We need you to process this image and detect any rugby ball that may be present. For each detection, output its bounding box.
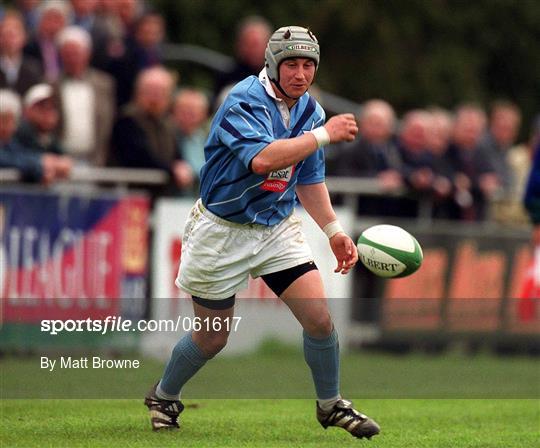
[357,224,423,278]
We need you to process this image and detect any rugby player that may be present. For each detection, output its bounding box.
[145,25,380,440]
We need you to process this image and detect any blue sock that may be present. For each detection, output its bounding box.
[303,327,340,400]
[157,332,210,400]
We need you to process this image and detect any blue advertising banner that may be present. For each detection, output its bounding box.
[0,187,150,349]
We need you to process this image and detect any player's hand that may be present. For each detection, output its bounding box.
[324,113,358,143]
[329,233,358,275]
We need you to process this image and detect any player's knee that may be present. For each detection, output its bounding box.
[204,335,229,356]
[194,331,229,357]
[303,313,333,339]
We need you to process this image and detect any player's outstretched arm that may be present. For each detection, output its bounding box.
[296,182,358,275]
[251,113,358,175]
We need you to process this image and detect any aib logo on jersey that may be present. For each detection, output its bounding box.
[261,165,295,192]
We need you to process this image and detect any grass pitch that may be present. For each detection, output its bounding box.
[2,398,539,447]
[2,344,539,399]
[2,345,539,447]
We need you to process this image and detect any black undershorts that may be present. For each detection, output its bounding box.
[192,261,318,309]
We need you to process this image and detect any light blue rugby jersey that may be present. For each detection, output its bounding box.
[200,75,326,226]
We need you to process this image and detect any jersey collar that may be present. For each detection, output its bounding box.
[259,68,292,127]
[258,68,281,102]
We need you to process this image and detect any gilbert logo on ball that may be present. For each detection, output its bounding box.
[357,224,423,278]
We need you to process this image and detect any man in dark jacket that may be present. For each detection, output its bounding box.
[0,11,42,95]
[446,104,500,221]
[23,0,69,82]
[111,66,193,192]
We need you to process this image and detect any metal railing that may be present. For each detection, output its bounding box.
[0,166,169,186]
[66,166,169,185]
[3,166,528,230]
[0,169,20,183]
[1,166,430,220]
[2,167,388,194]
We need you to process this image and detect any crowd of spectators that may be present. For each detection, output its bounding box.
[0,0,207,194]
[327,100,534,222]
[0,2,537,224]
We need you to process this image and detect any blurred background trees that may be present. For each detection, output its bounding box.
[152,0,539,136]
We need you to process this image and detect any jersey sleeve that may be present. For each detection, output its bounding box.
[297,147,325,185]
[217,101,274,170]
[296,104,326,184]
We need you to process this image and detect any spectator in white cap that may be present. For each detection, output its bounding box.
[57,24,115,166]
[0,87,69,184]
[14,83,73,181]
[24,0,71,82]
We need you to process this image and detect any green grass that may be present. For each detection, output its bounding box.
[2,398,539,447]
[2,346,539,446]
[2,343,539,398]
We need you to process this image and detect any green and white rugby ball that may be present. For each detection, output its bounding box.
[357,224,423,278]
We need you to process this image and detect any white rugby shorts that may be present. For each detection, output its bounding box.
[176,199,314,299]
